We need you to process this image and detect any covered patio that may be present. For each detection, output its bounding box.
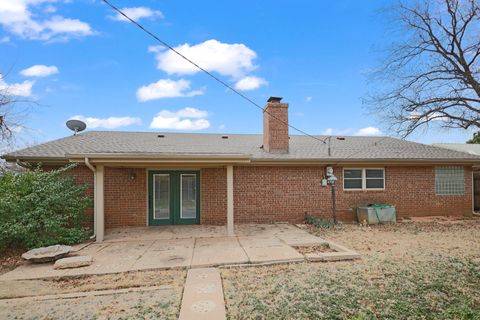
[0,224,359,281]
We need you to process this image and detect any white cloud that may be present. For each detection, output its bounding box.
[0,36,10,43]
[322,128,334,135]
[137,79,204,102]
[70,115,142,129]
[20,64,58,77]
[150,39,258,78]
[354,126,382,136]
[0,77,34,96]
[305,96,312,102]
[0,0,93,41]
[111,6,163,22]
[150,107,210,130]
[321,128,353,136]
[409,111,447,122]
[234,76,268,91]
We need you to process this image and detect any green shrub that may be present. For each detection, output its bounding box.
[0,164,92,252]
[305,215,337,229]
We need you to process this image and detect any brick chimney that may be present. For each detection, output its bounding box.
[263,96,289,153]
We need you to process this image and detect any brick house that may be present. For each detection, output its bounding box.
[3,97,480,241]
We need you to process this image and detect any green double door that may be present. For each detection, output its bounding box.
[148,171,200,225]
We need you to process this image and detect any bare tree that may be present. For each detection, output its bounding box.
[366,0,480,137]
[0,73,33,173]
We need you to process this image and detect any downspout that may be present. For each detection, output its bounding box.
[84,157,97,239]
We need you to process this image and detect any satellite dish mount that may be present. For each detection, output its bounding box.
[66,119,87,136]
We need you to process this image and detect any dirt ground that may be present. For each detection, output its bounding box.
[222,218,480,319]
[0,269,186,319]
[0,247,25,276]
[1,218,479,319]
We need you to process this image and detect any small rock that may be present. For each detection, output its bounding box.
[22,245,72,263]
[54,255,93,269]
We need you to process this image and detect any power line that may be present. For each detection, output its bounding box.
[101,0,328,145]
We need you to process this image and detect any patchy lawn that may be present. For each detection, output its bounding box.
[0,269,186,319]
[222,219,480,320]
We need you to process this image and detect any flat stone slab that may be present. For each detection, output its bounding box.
[54,256,93,269]
[179,268,226,320]
[22,245,72,263]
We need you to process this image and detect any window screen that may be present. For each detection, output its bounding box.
[344,169,362,189]
[435,166,464,195]
[366,169,384,189]
[343,168,385,190]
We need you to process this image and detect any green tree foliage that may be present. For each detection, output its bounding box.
[0,164,92,252]
[466,132,480,144]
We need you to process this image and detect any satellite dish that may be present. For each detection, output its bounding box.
[66,119,87,135]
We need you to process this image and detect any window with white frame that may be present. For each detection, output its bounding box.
[435,166,464,195]
[343,168,385,190]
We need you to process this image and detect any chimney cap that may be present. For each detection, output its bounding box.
[267,96,283,103]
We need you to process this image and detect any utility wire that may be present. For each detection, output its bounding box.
[101,0,328,145]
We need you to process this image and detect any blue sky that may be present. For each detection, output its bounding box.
[0,0,475,149]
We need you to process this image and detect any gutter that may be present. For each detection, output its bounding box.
[84,157,97,240]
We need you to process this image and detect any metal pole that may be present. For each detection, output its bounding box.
[331,184,337,224]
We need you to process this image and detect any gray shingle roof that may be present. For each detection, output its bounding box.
[432,143,480,156]
[3,131,480,162]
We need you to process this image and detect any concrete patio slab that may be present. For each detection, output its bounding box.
[132,238,194,269]
[191,237,248,267]
[238,236,304,263]
[275,230,329,246]
[0,224,358,281]
[179,268,226,320]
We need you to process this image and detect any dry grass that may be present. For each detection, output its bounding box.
[0,269,186,319]
[293,243,336,254]
[222,219,480,319]
[0,268,186,299]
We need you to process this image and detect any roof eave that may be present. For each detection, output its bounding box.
[250,158,480,165]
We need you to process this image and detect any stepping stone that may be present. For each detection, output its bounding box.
[22,245,72,263]
[54,255,93,269]
[179,268,226,320]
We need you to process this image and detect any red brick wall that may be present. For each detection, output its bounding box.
[104,167,147,228]
[263,101,289,153]
[201,168,227,225]
[61,164,473,227]
[67,165,95,227]
[228,165,473,223]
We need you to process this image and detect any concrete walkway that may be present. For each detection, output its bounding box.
[0,224,358,281]
[179,268,226,320]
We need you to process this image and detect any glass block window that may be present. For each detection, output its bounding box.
[435,166,464,195]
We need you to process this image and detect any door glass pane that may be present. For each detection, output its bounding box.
[154,174,170,219]
[181,174,196,219]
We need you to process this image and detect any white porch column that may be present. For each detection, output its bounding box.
[95,165,105,242]
[227,165,234,236]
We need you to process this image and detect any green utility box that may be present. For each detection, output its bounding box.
[357,204,396,224]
